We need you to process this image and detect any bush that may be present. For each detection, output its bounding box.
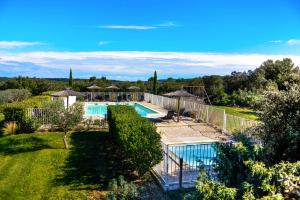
[256,84,300,164]
[3,106,40,133]
[0,89,31,104]
[184,169,237,200]
[229,90,262,108]
[106,176,139,200]
[198,134,300,199]
[214,133,263,187]
[0,95,51,113]
[2,121,17,136]
[107,105,162,175]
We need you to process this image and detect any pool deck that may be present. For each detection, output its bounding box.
[140,102,230,143]
[141,101,231,190]
[83,101,230,143]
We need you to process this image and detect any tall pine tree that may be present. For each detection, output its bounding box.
[153,70,157,94]
[69,67,73,87]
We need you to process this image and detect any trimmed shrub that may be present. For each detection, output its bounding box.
[107,105,162,175]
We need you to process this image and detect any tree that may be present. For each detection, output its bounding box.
[69,67,73,87]
[202,75,226,104]
[44,99,83,149]
[152,70,157,94]
[257,84,300,163]
[89,76,96,82]
[259,58,300,90]
[224,71,249,94]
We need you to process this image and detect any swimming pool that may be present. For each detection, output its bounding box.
[169,143,216,167]
[85,103,158,117]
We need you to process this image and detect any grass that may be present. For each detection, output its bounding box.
[0,130,134,200]
[213,105,258,120]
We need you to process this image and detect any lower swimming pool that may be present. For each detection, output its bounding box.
[169,143,216,167]
[85,103,158,117]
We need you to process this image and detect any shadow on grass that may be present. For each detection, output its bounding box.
[55,131,135,190]
[0,136,52,155]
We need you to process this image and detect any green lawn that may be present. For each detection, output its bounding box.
[0,131,132,200]
[213,105,258,120]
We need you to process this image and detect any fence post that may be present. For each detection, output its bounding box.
[165,145,169,190]
[206,106,209,123]
[179,158,183,189]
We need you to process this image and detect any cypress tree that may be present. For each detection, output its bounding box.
[153,70,157,94]
[69,67,73,87]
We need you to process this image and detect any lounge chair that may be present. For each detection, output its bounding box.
[161,110,175,120]
[174,108,185,118]
[148,111,175,123]
[127,95,132,101]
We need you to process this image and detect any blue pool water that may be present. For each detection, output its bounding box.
[169,144,216,167]
[85,103,157,117]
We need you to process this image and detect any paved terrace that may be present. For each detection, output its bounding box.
[140,102,230,143]
[142,102,229,190]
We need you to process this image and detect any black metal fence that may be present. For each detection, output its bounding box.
[153,141,217,190]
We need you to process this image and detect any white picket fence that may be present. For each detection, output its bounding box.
[26,108,52,124]
[144,93,259,134]
[27,93,259,134]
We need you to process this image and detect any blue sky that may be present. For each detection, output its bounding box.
[0,0,300,80]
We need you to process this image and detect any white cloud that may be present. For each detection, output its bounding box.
[0,41,45,49]
[268,39,300,45]
[268,40,282,43]
[98,25,157,30]
[287,39,300,45]
[98,41,112,46]
[1,51,300,80]
[97,21,178,30]
[157,21,177,27]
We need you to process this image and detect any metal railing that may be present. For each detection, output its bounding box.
[153,141,217,190]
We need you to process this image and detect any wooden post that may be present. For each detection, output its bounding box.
[179,158,183,189]
[177,98,180,122]
[206,106,209,123]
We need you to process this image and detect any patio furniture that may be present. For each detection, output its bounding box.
[148,111,175,123]
[164,89,195,122]
[161,111,175,120]
[87,84,101,101]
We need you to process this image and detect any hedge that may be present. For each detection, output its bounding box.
[0,95,51,113]
[3,106,40,133]
[107,105,162,175]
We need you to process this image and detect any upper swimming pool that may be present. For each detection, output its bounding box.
[85,103,158,118]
